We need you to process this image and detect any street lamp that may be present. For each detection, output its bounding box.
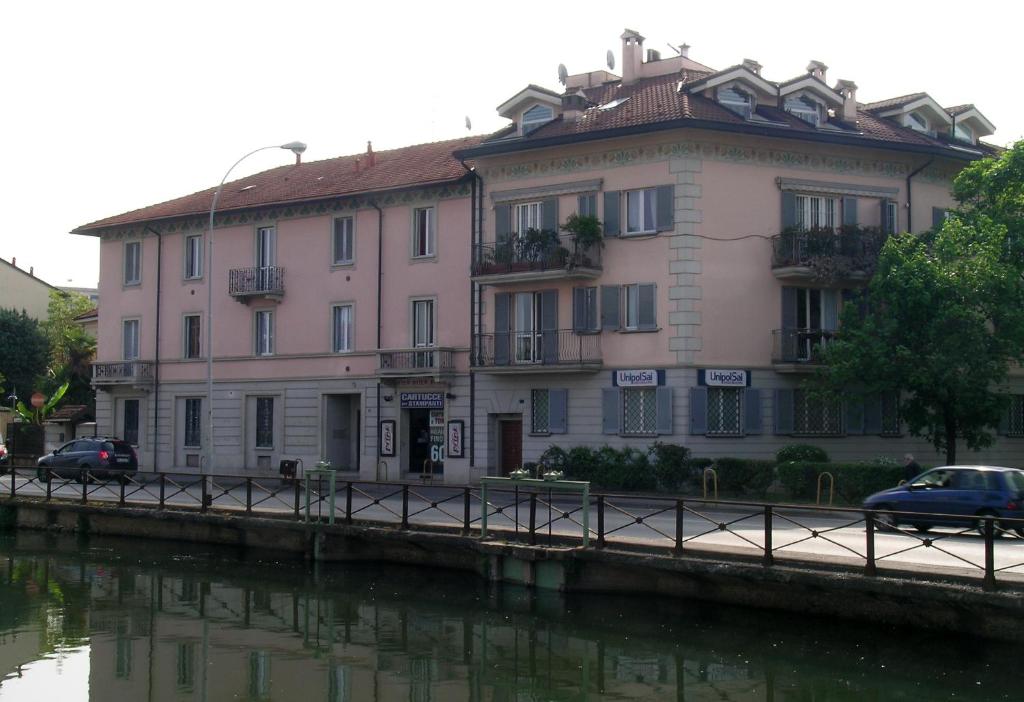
[204,142,307,475]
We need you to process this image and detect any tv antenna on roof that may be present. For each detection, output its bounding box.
[557,63,568,85]
[464,115,472,131]
[606,50,615,71]
[666,43,681,55]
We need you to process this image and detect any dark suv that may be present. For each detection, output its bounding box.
[37,438,138,482]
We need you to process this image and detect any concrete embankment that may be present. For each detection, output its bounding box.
[2,497,1021,641]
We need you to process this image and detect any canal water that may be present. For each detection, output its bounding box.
[0,533,1016,701]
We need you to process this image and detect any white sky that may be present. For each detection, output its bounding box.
[2,0,1019,289]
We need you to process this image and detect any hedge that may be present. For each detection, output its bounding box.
[777,461,904,504]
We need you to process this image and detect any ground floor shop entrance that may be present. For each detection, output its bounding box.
[499,418,523,476]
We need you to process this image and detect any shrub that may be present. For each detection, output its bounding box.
[541,444,657,492]
[712,457,776,498]
[648,442,691,492]
[776,461,904,504]
[776,461,822,501]
[776,444,829,464]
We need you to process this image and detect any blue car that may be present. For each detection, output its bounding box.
[863,465,1024,536]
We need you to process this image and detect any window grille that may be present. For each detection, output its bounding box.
[531,389,550,433]
[256,397,274,449]
[1009,396,1024,436]
[623,388,657,435]
[793,390,842,435]
[881,393,901,436]
[707,388,742,435]
[184,398,202,448]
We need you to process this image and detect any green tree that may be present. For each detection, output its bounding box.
[39,290,95,409]
[43,290,95,368]
[0,309,49,404]
[817,219,1022,465]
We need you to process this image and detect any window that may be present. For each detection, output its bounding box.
[908,112,928,132]
[573,286,598,332]
[531,389,550,433]
[514,201,543,235]
[784,95,822,126]
[412,207,435,257]
[793,389,843,435]
[184,315,201,359]
[954,122,974,143]
[622,388,658,435]
[794,195,837,230]
[522,104,554,134]
[332,304,353,353]
[124,241,141,285]
[333,216,354,265]
[880,392,901,436]
[256,226,276,268]
[255,397,274,449]
[184,235,203,279]
[176,642,196,691]
[884,201,899,235]
[707,388,743,436]
[412,299,435,347]
[718,86,752,118]
[1007,396,1024,436]
[123,399,139,446]
[622,283,657,331]
[184,398,202,448]
[626,188,657,234]
[122,319,140,360]
[255,310,274,356]
[578,193,597,217]
[514,292,542,363]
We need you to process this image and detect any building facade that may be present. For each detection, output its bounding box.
[80,30,1016,481]
[0,256,57,320]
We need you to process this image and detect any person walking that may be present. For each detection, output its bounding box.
[903,453,922,483]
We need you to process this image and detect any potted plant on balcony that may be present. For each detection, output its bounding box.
[515,228,560,269]
[560,214,603,269]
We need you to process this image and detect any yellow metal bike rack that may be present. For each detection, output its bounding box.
[421,459,436,481]
[817,471,835,505]
[702,467,719,500]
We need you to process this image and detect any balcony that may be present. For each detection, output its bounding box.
[771,227,885,282]
[229,266,285,302]
[771,329,834,372]
[473,329,602,373]
[377,348,456,379]
[92,360,155,387]
[471,234,602,284]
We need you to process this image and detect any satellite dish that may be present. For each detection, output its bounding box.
[557,63,568,85]
[606,50,615,71]
[464,115,472,131]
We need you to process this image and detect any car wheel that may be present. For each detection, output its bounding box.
[975,510,1003,538]
[873,505,897,532]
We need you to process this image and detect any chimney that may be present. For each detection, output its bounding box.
[835,79,858,122]
[679,43,690,59]
[366,140,375,167]
[10,257,15,267]
[29,266,34,276]
[621,28,645,85]
[354,157,362,174]
[646,48,661,63]
[561,90,588,120]
[742,58,762,76]
[806,60,828,82]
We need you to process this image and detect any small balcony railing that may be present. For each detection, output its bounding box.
[771,227,885,279]
[377,348,456,377]
[92,360,155,385]
[473,330,602,371]
[771,329,835,365]
[471,234,602,280]
[229,266,285,298]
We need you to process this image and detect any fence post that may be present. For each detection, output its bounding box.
[246,478,253,515]
[865,512,877,576]
[119,476,126,507]
[401,484,409,530]
[159,473,166,509]
[763,505,774,567]
[984,517,997,591]
[462,487,471,535]
[201,475,209,513]
[596,494,605,549]
[10,469,16,498]
[674,499,684,556]
[293,479,301,519]
[81,469,88,504]
[346,482,353,525]
[529,492,537,546]
[46,472,52,501]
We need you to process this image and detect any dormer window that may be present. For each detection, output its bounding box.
[718,86,752,119]
[784,95,823,127]
[954,122,974,143]
[522,104,554,135]
[908,112,928,132]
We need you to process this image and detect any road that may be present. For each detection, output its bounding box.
[3,471,1023,582]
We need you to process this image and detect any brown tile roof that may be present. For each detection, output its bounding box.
[73,307,98,321]
[945,104,974,116]
[74,135,486,233]
[862,93,927,112]
[47,405,90,423]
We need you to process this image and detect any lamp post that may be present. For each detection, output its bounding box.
[204,142,307,475]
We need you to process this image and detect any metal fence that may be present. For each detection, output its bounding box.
[472,234,602,277]
[473,329,602,368]
[3,467,1023,589]
[228,266,285,297]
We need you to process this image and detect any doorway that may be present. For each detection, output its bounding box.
[324,394,360,472]
[498,419,523,476]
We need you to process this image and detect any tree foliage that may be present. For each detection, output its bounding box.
[43,291,95,368]
[0,309,49,404]
[817,142,1024,464]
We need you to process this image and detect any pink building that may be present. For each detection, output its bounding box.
[78,30,1012,481]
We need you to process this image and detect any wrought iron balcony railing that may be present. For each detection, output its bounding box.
[92,361,155,385]
[771,226,886,277]
[377,348,456,376]
[229,266,285,298]
[771,328,835,364]
[472,234,602,279]
[473,329,601,370]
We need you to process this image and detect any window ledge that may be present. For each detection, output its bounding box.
[410,255,438,263]
[619,232,659,240]
[620,433,658,439]
[574,329,601,336]
[705,433,744,438]
[330,262,355,270]
[618,328,661,334]
[528,432,551,438]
